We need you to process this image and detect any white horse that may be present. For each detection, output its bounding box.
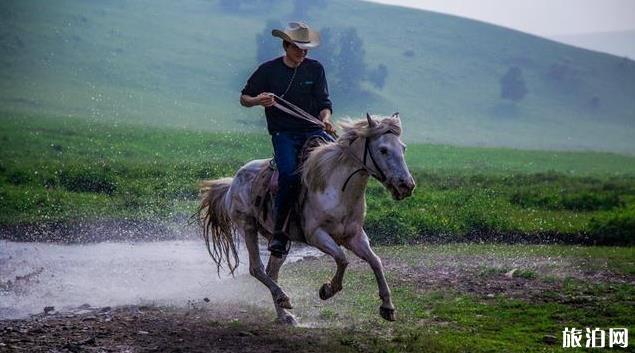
[198,113,415,325]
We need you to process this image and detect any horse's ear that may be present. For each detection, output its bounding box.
[391,112,402,128]
[366,113,376,128]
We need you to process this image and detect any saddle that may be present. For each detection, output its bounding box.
[252,135,331,240]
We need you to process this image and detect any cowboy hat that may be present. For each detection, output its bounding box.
[272,22,320,49]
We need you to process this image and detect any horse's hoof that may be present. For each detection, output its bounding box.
[275,293,293,309]
[319,283,335,300]
[276,314,298,326]
[379,306,396,321]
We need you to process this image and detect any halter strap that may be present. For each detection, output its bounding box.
[341,133,391,192]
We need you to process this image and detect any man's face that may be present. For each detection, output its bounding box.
[284,42,308,65]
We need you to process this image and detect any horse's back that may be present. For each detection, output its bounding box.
[227,159,271,216]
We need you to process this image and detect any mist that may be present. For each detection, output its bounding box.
[1,0,633,153]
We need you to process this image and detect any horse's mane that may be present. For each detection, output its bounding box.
[301,115,402,192]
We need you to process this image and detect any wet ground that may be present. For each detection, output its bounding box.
[1,240,632,352]
[0,240,321,320]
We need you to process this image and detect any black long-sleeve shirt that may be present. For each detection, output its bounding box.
[241,56,332,134]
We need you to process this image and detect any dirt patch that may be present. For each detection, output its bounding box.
[0,304,353,353]
[379,253,634,303]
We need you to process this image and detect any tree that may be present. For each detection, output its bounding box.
[334,28,366,94]
[368,64,388,89]
[500,66,528,102]
[309,27,335,73]
[256,20,283,62]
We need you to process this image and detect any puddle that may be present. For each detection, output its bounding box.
[0,240,322,320]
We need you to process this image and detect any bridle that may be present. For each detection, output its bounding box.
[341,132,395,192]
[269,94,392,191]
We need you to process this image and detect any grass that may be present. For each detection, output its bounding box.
[1,111,635,244]
[271,243,635,352]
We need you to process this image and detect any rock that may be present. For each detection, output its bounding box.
[238,331,254,337]
[100,306,112,312]
[78,303,91,309]
[44,306,55,314]
[504,269,517,279]
[543,335,557,345]
[203,297,210,303]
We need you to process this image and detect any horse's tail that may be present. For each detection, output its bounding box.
[197,177,239,276]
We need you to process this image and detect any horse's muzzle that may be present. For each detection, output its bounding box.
[389,176,415,200]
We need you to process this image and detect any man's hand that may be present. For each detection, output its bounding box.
[319,109,336,134]
[255,92,275,107]
[324,120,336,134]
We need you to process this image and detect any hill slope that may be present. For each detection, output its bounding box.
[1,0,634,152]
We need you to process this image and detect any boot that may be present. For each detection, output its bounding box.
[268,231,289,258]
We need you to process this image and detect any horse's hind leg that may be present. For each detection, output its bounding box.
[344,229,396,321]
[265,254,297,325]
[308,228,348,300]
[241,221,293,311]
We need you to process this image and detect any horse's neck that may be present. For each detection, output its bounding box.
[324,138,371,205]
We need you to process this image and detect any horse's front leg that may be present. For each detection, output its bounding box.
[344,229,396,321]
[308,227,348,300]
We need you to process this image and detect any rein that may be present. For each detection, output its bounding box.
[271,94,325,129]
[341,133,392,192]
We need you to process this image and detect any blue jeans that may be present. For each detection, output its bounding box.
[271,129,335,233]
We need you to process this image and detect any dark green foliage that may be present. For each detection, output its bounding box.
[589,208,635,245]
[500,66,528,102]
[334,28,366,94]
[510,189,625,211]
[256,19,283,62]
[310,27,336,72]
[59,167,117,195]
[7,170,32,185]
[367,63,388,89]
[365,210,417,244]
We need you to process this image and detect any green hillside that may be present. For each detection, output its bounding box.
[1,0,634,152]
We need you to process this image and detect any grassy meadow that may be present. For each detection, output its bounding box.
[1,111,634,245]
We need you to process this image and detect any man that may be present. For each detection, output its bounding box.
[240,22,336,258]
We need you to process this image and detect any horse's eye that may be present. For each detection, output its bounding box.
[380,147,388,155]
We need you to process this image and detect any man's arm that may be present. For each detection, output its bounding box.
[240,93,275,108]
[319,108,336,134]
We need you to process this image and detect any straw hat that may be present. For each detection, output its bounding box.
[271,22,320,49]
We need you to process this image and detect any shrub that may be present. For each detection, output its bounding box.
[7,170,32,185]
[588,208,635,245]
[365,210,417,244]
[511,189,623,211]
[561,191,623,211]
[59,167,117,195]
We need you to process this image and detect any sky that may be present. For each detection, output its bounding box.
[363,0,635,36]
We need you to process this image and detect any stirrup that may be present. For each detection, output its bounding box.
[268,237,290,258]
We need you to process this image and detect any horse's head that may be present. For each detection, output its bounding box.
[346,113,416,200]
